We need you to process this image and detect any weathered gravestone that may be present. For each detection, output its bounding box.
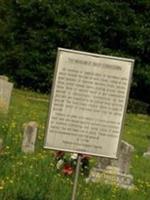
[111,140,134,174]
[143,146,150,158]
[0,75,9,81]
[22,121,38,153]
[88,140,135,189]
[0,138,3,152]
[0,76,13,113]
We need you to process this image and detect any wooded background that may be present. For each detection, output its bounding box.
[0,0,149,103]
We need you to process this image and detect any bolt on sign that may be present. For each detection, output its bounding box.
[44,48,134,159]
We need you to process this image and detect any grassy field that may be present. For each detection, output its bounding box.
[0,89,150,200]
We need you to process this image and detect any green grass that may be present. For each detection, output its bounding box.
[0,89,150,200]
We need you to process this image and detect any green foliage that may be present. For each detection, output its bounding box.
[127,98,150,114]
[0,89,150,199]
[0,0,150,101]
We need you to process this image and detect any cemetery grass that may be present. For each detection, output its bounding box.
[0,89,150,200]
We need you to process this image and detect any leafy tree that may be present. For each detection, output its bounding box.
[0,0,150,103]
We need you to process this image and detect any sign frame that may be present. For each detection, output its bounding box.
[44,48,134,159]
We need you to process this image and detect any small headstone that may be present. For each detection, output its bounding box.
[143,146,150,158]
[22,121,38,153]
[0,138,3,151]
[0,76,13,113]
[87,140,135,189]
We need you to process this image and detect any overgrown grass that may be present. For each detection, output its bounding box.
[0,89,150,200]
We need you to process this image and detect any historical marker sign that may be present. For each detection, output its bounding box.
[44,48,134,158]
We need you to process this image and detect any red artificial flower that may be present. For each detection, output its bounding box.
[62,164,74,175]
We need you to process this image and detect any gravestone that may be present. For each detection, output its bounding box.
[111,140,134,174]
[22,121,38,153]
[143,146,150,158]
[0,76,13,113]
[0,138,3,151]
[87,140,135,189]
[0,75,9,81]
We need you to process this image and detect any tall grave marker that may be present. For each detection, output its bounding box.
[44,48,134,199]
[0,76,13,113]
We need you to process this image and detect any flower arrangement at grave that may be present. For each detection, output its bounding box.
[54,151,90,176]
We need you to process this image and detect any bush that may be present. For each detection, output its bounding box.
[127,98,150,114]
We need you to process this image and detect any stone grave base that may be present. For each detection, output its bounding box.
[87,166,134,190]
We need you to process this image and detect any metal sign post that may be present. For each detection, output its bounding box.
[71,154,82,200]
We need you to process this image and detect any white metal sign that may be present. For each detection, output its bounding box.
[44,48,134,158]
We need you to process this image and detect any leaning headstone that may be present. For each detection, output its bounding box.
[22,121,38,153]
[87,140,135,189]
[143,146,150,158]
[0,76,13,113]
